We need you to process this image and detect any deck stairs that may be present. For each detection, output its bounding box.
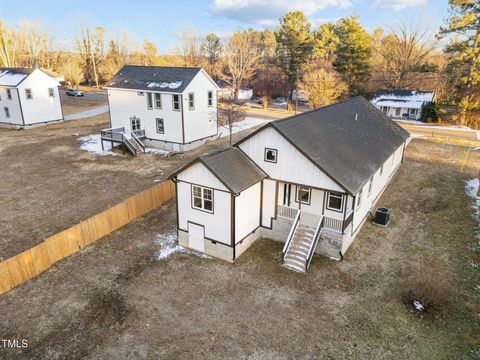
[122,132,145,157]
[282,212,324,273]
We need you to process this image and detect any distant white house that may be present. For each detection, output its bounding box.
[103,65,219,155]
[0,68,63,129]
[170,97,410,272]
[371,89,435,121]
[217,80,253,100]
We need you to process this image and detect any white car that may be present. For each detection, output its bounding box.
[66,88,84,97]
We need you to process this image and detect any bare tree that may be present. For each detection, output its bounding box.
[218,99,246,147]
[179,27,203,67]
[74,24,105,87]
[374,18,437,89]
[224,29,261,100]
[0,21,17,67]
[300,68,348,108]
[59,58,84,87]
[142,38,158,65]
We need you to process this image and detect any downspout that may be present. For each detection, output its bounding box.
[231,193,236,261]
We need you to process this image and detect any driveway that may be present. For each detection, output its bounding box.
[64,106,109,121]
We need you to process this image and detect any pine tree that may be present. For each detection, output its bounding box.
[333,16,372,94]
[274,11,314,97]
[313,23,338,61]
[439,0,480,128]
[201,33,222,80]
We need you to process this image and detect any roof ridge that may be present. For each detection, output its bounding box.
[121,64,202,70]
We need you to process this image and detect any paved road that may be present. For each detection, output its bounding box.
[60,89,107,101]
[64,105,109,121]
[399,123,479,141]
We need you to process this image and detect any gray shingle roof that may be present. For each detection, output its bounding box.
[267,96,409,194]
[200,148,267,194]
[105,65,202,93]
[0,68,34,86]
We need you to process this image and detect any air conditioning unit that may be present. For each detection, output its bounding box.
[373,207,390,226]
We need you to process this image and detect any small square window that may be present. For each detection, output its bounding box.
[137,92,144,96]
[327,192,343,211]
[192,185,214,213]
[264,148,277,163]
[156,118,164,134]
[48,88,55,98]
[296,187,311,205]
[131,117,141,131]
[25,89,33,100]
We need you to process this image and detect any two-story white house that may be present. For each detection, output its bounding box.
[103,65,219,155]
[371,89,435,121]
[0,68,63,129]
[169,97,410,272]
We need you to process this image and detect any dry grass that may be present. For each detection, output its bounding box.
[60,96,106,115]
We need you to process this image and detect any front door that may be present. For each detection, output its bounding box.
[188,222,205,252]
[283,183,292,207]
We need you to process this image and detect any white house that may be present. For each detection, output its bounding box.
[217,80,253,100]
[170,96,410,272]
[371,89,435,121]
[103,65,219,155]
[0,68,63,129]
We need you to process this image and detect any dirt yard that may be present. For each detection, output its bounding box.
[0,139,478,359]
[0,112,262,260]
[60,96,106,115]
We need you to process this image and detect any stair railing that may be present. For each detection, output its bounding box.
[122,135,137,157]
[131,131,145,152]
[305,215,324,271]
[282,210,300,263]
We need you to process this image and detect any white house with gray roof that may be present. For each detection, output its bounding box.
[371,89,435,121]
[0,68,63,129]
[103,65,219,155]
[170,97,410,272]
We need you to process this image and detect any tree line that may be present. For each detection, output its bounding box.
[0,0,477,128]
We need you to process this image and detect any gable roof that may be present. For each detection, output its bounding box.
[171,147,267,194]
[237,96,410,195]
[0,68,35,86]
[105,65,203,93]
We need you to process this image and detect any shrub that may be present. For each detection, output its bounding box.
[402,258,455,315]
[420,102,441,123]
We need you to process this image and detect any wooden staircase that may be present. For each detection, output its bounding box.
[283,225,316,272]
[123,133,145,157]
[282,212,324,273]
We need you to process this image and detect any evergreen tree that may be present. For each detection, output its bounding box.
[439,0,480,128]
[313,23,338,61]
[274,11,314,97]
[201,33,222,80]
[333,16,372,94]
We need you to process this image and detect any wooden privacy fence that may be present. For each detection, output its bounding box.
[0,180,175,295]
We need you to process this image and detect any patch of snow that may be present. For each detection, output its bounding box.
[218,117,268,138]
[79,134,118,156]
[0,70,28,86]
[147,81,183,89]
[145,147,172,156]
[154,232,211,260]
[466,179,480,240]
[413,300,425,311]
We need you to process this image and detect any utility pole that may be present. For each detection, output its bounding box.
[295,68,299,115]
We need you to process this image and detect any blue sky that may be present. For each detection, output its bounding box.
[0,0,449,53]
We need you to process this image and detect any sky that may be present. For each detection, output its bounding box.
[0,0,449,53]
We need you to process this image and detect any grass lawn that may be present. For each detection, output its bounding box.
[0,139,478,359]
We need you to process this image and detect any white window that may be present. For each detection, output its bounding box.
[208,90,213,107]
[264,148,277,163]
[154,93,162,109]
[395,108,401,116]
[409,108,417,115]
[356,189,363,209]
[4,107,10,118]
[137,92,144,96]
[25,89,32,100]
[327,192,343,211]
[368,177,373,196]
[6,89,12,100]
[173,94,180,111]
[147,93,153,109]
[188,92,195,110]
[156,118,164,134]
[48,88,55,98]
[131,117,141,131]
[296,186,311,205]
[192,185,213,213]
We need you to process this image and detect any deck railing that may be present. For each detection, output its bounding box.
[342,210,354,233]
[323,216,343,233]
[131,131,145,152]
[282,210,300,262]
[305,215,324,271]
[133,129,146,139]
[101,127,125,142]
[277,205,299,220]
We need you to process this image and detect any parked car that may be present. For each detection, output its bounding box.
[66,88,84,97]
